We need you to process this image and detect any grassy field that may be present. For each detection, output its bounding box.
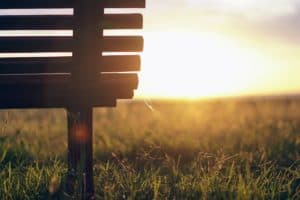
[0,99,299,199]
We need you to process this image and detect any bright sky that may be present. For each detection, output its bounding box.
[137,0,300,99]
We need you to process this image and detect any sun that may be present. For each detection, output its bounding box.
[136,31,269,99]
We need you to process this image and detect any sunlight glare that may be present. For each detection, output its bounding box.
[138,31,270,99]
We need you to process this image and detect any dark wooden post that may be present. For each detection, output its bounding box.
[64,0,102,198]
[65,107,94,199]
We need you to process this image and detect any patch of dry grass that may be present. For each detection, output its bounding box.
[0,99,299,199]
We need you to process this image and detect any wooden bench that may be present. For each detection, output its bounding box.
[0,0,145,199]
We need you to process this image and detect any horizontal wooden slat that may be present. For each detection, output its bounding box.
[0,97,117,109]
[0,83,136,99]
[0,37,73,52]
[0,74,138,89]
[101,73,138,88]
[0,0,73,9]
[0,84,135,99]
[0,16,73,30]
[102,55,140,72]
[104,0,146,8]
[0,36,143,52]
[0,55,140,73]
[103,36,143,52]
[0,57,72,74]
[102,14,143,29]
[0,86,134,108]
[0,14,142,30]
[0,74,68,84]
[0,0,145,9]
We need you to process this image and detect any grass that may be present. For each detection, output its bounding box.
[0,99,299,199]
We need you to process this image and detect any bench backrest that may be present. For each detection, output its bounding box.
[0,0,145,108]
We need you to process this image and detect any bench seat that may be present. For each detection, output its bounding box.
[0,73,138,108]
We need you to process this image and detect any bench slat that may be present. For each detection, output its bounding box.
[0,57,71,74]
[0,86,134,108]
[0,73,138,89]
[103,36,143,52]
[102,55,140,72]
[0,0,73,9]
[0,97,117,108]
[0,16,73,30]
[105,0,146,8]
[0,80,136,96]
[0,36,143,52]
[101,73,138,88]
[0,56,140,74]
[103,14,143,29]
[0,37,73,52]
[0,0,145,9]
[0,14,142,30]
[0,84,135,97]
[0,74,68,84]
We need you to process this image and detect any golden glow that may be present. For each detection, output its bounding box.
[137,31,272,99]
[135,0,300,99]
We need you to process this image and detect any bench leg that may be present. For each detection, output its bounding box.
[64,107,94,200]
